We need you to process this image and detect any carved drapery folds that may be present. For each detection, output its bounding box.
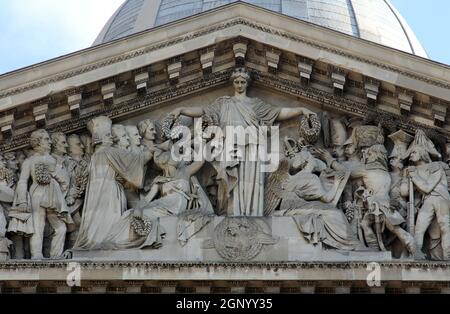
[1,68,449,263]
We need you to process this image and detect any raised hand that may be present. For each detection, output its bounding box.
[171,108,182,119]
[302,108,316,118]
[310,147,333,163]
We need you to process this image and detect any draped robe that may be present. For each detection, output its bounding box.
[206,96,280,217]
[74,145,145,250]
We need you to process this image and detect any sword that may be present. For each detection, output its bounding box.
[408,177,415,237]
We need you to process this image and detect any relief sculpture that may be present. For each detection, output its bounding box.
[0,67,448,262]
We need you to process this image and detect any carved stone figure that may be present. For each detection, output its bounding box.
[401,130,450,260]
[387,130,414,257]
[50,133,72,202]
[268,149,366,251]
[123,125,145,208]
[341,133,364,205]
[126,125,143,153]
[138,119,157,149]
[80,134,93,159]
[112,124,130,150]
[388,131,413,220]
[65,134,89,249]
[316,142,416,255]
[51,132,69,166]
[329,118,347,162]
[13,130,72,259]
[171,68,315,217]
[45,132,73,256]
[74,117,152,250]
[2,152,27,259]
[138,119,161,193]
[0,157,13,260]
[356,145,414,253]
[100,135,213,250]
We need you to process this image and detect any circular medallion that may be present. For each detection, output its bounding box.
[213,218,267,262]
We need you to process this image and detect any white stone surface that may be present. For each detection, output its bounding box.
[71,217,391,262]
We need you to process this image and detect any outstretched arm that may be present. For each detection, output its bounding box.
[185,161,205,177]
[320,172,345,203]
[276,107,315,122]
[310,147,347,172]
[172,107,205,118]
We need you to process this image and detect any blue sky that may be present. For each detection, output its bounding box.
[390,0,450,65]
[0,0,450,75]
[0,0,123,74]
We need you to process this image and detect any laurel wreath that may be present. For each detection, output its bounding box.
[161,114,183,140]
[201,114,219,131]
[131,216,153,237]
[74,160,89,196]
[0,167,11,184]
[299,114,321,144]
[35,163,51,185]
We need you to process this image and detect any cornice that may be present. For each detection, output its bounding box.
[1,17,450,102]
[0,70,232,152]
[252,71,450,140]
[1,68,447,152]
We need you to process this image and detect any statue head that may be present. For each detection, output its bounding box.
[343,135,357,158]
[16,151,27,168]
[80,134,93,156]
[291,148,315,172]
[67,134,85,158]
[230,68,251,95]
[30,129,51,154]
[389,156,404,171]
[4,152,18,171]
[363,144,388,170]
[408,146,432,164]
[51,132,68,156]
[402,130,439,164]
[87,116,113,146]
[138,119,157,141]
[125,125,142,147]
[112,124,130,149]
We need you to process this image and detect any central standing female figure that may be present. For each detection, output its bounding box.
[172,68,315,216]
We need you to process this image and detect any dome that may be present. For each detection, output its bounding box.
[93,0,428,58]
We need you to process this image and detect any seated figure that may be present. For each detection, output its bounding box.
[100,137,214,250]
[268,148,367,251]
